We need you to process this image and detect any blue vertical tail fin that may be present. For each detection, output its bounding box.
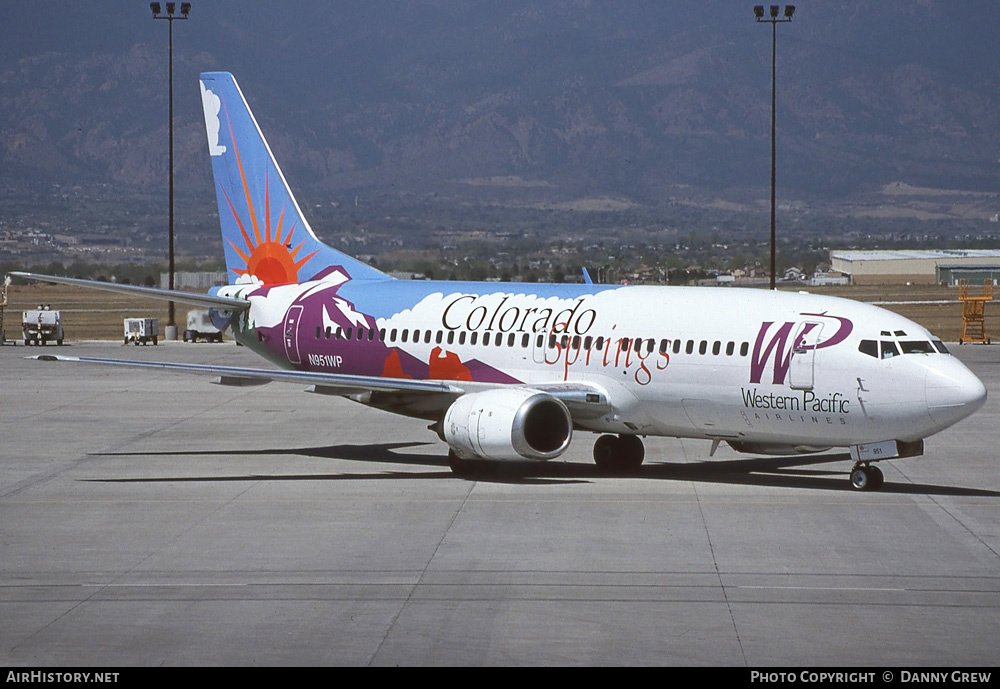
[199,72,389,285]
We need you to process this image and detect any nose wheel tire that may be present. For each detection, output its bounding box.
[850,464,884,491]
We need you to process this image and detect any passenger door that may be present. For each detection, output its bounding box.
[788,320,824,390]
[283,304,304,365]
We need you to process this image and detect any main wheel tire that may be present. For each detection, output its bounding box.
[618,434,645,470]
[593,434,645,474]
[593,434,619,470]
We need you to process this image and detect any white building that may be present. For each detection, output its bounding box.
[830,250,1000,285]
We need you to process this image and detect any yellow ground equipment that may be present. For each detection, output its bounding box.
[0,276,9,345]
[958,279,993,344]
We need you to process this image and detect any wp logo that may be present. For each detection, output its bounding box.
[749,313,853,385]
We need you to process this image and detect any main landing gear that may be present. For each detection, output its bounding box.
[849,462,884,491]
[448,450,478,477]
[593,434,645,474]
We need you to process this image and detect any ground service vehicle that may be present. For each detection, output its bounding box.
[184,309,223,342]
[124,318,159,346]
[23,307,63,346]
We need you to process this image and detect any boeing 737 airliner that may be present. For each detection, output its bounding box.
[16,72,987,490]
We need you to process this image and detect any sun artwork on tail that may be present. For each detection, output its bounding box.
[223,175,317,285]
[222,119,317,285]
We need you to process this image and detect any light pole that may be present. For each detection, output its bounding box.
[150,2,191,339]
[754,4,794,291]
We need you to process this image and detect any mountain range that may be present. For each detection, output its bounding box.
[2,1,998,221]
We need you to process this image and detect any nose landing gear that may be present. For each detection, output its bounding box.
[849,462,884,491]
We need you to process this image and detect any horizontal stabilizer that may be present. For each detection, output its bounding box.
[11,272,250,311]
[213,375,271,387]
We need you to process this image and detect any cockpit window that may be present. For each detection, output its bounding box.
[900,341,935,354]
[868,336,946,360]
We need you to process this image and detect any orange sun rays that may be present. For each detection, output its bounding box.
[222,113,318,285]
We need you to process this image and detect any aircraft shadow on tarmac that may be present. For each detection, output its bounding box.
[89,442,1000,496]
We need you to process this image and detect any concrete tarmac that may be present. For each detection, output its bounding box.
[1,340,998,666]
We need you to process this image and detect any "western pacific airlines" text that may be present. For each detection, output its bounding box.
[741,387,850,414]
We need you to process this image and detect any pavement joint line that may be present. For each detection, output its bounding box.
[367,475,478,667]
[694,480,748,666]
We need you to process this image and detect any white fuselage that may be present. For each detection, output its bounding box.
[217,279,986,451]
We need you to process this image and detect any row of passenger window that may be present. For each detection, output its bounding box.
[310,324,952,362]
[313,324,750,358]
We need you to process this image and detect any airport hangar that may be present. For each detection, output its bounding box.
[830,249,1000,285]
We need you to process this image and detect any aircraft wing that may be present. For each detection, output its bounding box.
[10,272,250,311]
[29,354,613,421]
[30,354,464,395]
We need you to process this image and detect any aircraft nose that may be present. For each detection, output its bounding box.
[925,358,987,428]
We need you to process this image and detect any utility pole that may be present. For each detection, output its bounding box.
[754,5,795,290]
[150,2,191,339]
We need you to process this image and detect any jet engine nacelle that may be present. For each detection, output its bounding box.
[444,388,573,461]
